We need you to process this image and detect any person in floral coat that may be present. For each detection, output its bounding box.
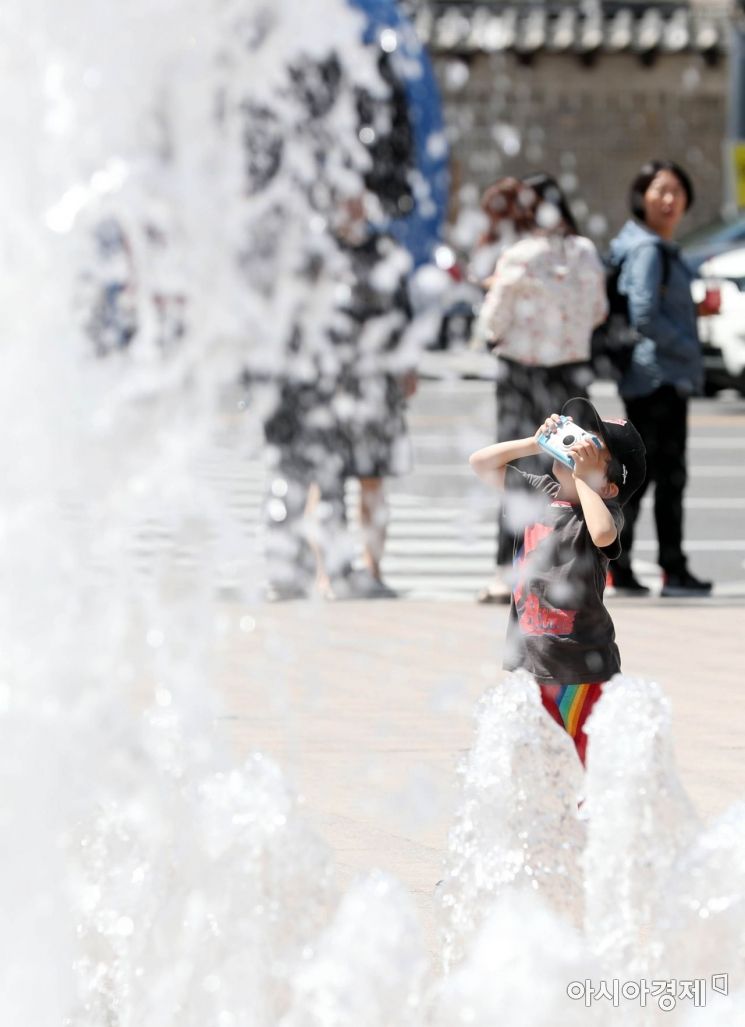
[475,174,607,604]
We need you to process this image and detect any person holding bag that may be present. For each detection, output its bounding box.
[608,159,715,597]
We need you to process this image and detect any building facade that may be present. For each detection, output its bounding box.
[413,0,735,242]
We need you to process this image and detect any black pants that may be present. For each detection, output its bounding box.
[495,357,593,566]
[616,384,689,577]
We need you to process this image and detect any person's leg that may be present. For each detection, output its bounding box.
[263,447,315,598]
[495,360,522,568]
[540,683,605,766]
[489,361,573,597]
[359,476,388,581]
[484,359,575,602]
[653,390,711,593]
[314,452,354,586]
[482,361,538,601]
[262,382,317,598]
[303,482,329,593]
[613,392,659,583]
[351,476,398,599]
[654,388,688,576]
[334,475,400,598]
[479,368,514,601]
[539,684,565,728]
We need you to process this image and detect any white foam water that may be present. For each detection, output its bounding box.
[582,677,700,977]
[70,744,337,1026]
[281,872,428,1027]
[3,0,745,1024]
[436,675,745,1024]
[430,891,603,1027]
[653,801,745,985]
[436,672,586,970]
[0,1,386,1023]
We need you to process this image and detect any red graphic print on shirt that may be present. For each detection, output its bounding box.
[514,521,577,637]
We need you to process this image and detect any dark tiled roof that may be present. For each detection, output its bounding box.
[415,4,726,55]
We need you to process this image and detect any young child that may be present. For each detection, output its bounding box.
[469,397,646,764]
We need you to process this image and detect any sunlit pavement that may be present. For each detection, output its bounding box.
[214,366,745,953]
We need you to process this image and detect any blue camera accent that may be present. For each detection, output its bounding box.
[537,416,601,469]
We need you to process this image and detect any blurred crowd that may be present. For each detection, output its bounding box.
[74,10,721,605]
[470,160,715,603]
[247,156,716,604]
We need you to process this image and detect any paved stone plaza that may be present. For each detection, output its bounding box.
[214,595,744,950]
[207,376,745,951]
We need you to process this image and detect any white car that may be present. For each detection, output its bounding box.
[695,247,745,396]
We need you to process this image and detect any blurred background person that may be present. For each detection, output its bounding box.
[77,217,138,357]
[306,196,417,600]
[464,177,535,353]
[251,0,447,601]
[471,176,533,283]
[608,159,714,598]
[475,172,607,603]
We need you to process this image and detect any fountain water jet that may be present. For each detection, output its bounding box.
[430,891,603,1026]
[436,672,586,970]
[0,1,397,1023]
[583,678,699,977]
[281,872,428,1027]
[4,1,745,1024]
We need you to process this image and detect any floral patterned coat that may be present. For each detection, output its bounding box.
[478,233,608,367]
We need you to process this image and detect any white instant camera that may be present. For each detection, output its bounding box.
[537,416,601,469]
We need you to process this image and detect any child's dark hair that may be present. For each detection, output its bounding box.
[629,160,695,222]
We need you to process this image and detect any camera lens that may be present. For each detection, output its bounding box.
[562,434,575,446]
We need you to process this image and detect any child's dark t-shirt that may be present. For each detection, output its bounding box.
[503,466,624,685]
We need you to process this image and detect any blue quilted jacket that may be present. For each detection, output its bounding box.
[609,219,703,398]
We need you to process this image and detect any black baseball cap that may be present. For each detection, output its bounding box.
[561,397,646,506]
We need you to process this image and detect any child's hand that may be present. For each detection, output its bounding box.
[570,436,607,487]
[534,413,565,441]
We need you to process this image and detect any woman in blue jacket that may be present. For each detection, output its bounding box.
[609,160,711,597]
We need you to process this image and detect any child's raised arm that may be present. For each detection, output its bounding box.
[570,437,619,548]
[468,414,561,489]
